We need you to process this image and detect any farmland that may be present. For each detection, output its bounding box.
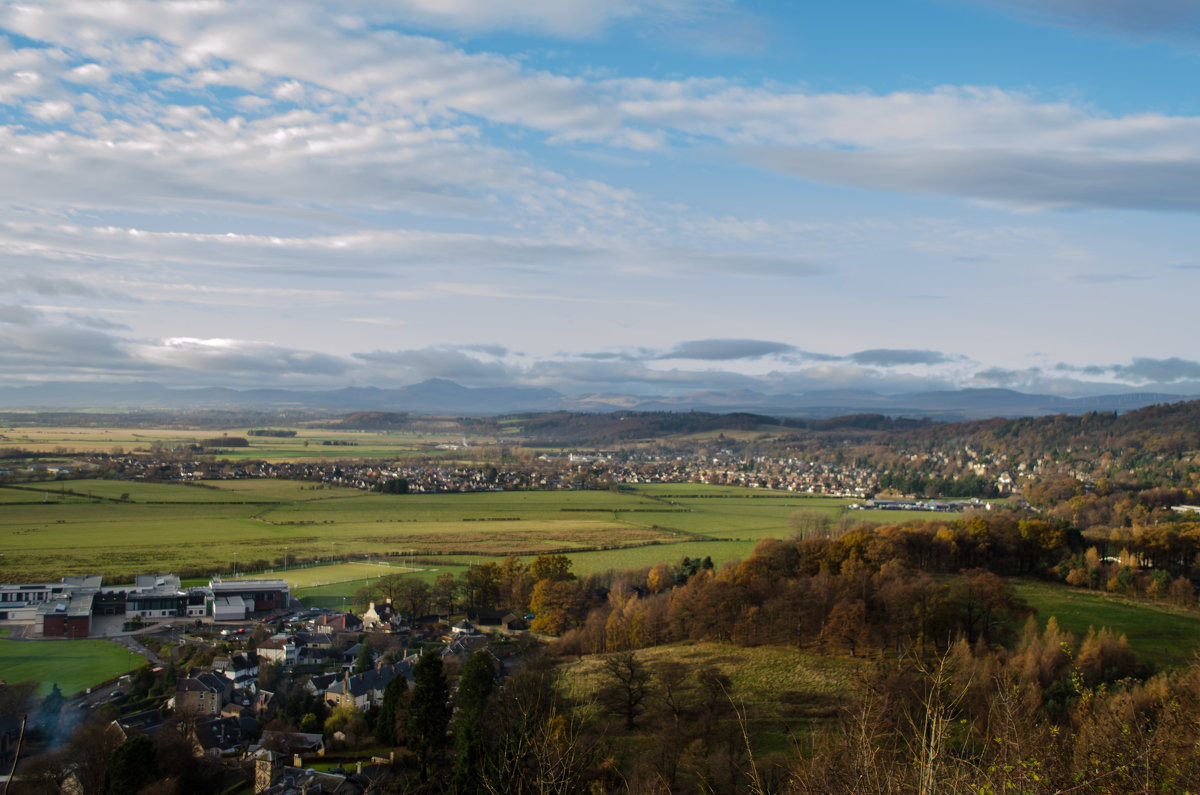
[0,425,468,462]
[0,479,907,584]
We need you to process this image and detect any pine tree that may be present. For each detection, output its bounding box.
[454,651,496,793]
[407,652,450,783]
[375,674,408,746]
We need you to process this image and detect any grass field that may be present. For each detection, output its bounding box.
[0,480,887,583]
[235,561,419,589]
[0,638,146,696]
[562,642,863,755]
[1014,580,1200,669]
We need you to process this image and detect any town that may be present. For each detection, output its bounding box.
[1,566,532,793]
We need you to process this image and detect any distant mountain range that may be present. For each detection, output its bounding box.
[0,379,1192,421]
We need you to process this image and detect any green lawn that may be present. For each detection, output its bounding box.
[0,638,146,696]
[293,562,470,608]
[1013,580,1200,669]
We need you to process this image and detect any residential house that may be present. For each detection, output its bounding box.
[341,643,377,666]
[256,636,298,666]
[253,750,373,794]
[257,730,326,757]
[295,632,335,662]
[450,619,479,636]
[214,653,259,688]
[360,600,394,630]
[176,672,233,717]
[323,662,409,710]
[111,709,164,740]
[192,714,254,757]
[313,612,361,635]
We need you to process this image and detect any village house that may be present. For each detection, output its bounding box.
[214,653,258,688]
[176,672,233,717]
[323,662,410,710]
[256,635,298,666]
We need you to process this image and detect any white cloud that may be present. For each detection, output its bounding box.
[7,2,1200,217]
[136,337,353,376]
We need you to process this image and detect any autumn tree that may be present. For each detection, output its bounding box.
[432,571,458,616]
[530,553,575,583]
[394,577,431,619]
[646,562,673,594]
[821,599,869,657]
[529,579,582,635]
[498,555,533,610]
[462,563,501,611]
[948,570,1029,645]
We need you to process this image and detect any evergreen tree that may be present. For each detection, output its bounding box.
[375,673,409,746]
[407,651,451,783]
[41,682,64,718]
[103,735,159,795]
[354,640,373,674]
[454,651,496,793]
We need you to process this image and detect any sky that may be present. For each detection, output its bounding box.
[2,0,1200,399]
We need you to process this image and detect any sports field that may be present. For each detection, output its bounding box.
[233,561,418,589]
[0,638,146,696]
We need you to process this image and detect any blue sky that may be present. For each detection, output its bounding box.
[1,0,1199,399]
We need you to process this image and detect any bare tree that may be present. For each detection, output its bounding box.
[597,651,652,730]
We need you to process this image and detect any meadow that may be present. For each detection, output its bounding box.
[1013,579,1200,669]
[562,642,864,755]
[0,480,886,584]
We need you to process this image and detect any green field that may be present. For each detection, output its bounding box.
[235,561,419,589]
[1014,580,1200,669]
[563,642,863,754]
[1,480,887,583]
[0,638,146,696]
